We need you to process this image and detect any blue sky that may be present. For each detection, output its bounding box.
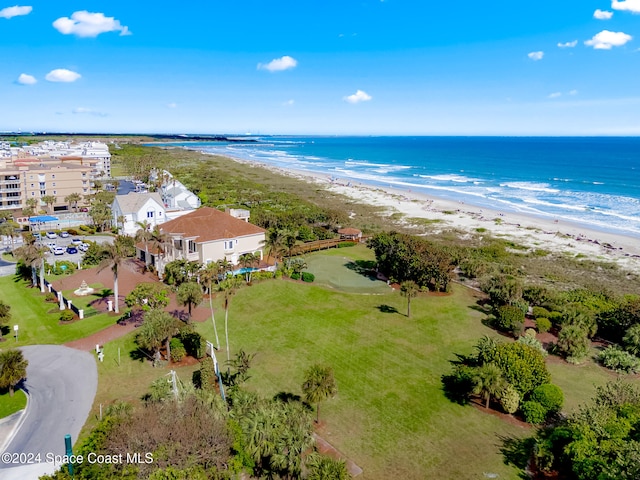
[1,1,640,135]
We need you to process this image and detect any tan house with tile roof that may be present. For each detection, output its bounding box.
[143,206,266,272]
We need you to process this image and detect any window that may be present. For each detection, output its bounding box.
[52,183,56,187]
[147,211,154,218]
[188,240,196,253]
[225,240,234,250]
[52,174,55,179]
[53,191,57,195]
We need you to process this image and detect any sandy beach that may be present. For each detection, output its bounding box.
[221,154,640,275]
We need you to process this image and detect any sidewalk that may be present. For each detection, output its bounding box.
[0,409,26,454]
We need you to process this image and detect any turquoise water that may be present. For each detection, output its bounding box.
[156,137,640,237]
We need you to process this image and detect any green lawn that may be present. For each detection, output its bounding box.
[0,389,27,419]
[196,280,528,479]
[0,276,118,346]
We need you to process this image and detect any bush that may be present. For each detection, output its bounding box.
[500,384,520,414]
[59,310,74,322]
[193,359,217,391]
[530,384,564,413]
[532,306,551,319]
[170,338,186,363]
[290,272,301,280]
[181,332,206,359]
[45,292,57,302]
[67,228,79,235]
[517,329,547,356]
[301,272,315,283]
[598,346,640,374]
[337,242,356,248]
[495,305,525,336]
[557,325,591,363]
[536,317,552,333]
[522,400,548,424]
[485,342,551,397]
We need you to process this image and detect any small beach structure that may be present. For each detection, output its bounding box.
[337,227,362,241]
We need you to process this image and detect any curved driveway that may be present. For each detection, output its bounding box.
[0,345,97,477]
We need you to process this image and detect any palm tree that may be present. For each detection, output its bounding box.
[24,198,37,216]
[41,194,56,214]
[136,309,180,363]
[301,364,338,423]
[0,301,10,342]
[239,252,260,283]
[177,281,203,320]
[64,192,82,212]
[472,363,506,409]
[474,335,498,365]
[220,276,242,369]
[0,221,18,251]
[98,241,127,314]
[148,226,170,278]
[14,240,47,292]
[400,280,419,318]
[264,228,286,266]
[200,262,222,349]
[0,349,28,397]
[134,220,153,266]
[307,455,350,480]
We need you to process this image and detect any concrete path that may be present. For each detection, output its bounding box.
[0,345,97,479]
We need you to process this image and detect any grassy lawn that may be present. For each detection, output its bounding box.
[0,276,118,346]
[195,280,530,479]
[305,252,391,294]
[0,389,27,419]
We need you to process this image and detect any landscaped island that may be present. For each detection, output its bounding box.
[0,138,639,479]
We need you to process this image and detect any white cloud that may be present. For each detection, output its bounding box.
[569,89,578,95]
[585,30,632,49]
[257,55,297,72]
[612,0,640,13]
[17,73,36,85]
[0,5,32,19]
[72,107,107,117]
[45,69,81,82]
[528,51,544,60]
[594,9,614,19]
[283,99,295,106]
[344,90,372,104]
[53,11,131,38]
[548,92,562,99]
[557,40,578,48]
[166,102,177,109]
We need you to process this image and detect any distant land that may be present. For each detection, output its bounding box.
[0,133,257,142]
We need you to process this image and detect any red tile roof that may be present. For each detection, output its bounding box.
[159,207,265,243]
[338,227,362,235]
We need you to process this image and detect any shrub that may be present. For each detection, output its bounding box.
[441,365,475,405]
[557,325,591,363]
[495,305,525,336]
[79,225,90,232]
[67,228,79,236]
[517,329,547,356]
[485,342,550,397]
[59,310,74,322]
[500,384,520,414]
[290,272,301,280]
[530,384,564,413]
[337,242,356,248]
[301,272,315,283]
[45,292,57,302]
[193,359,217,391]
[598,346,640,374]
[170,338,186,363]
[522,400,548,424]
[536,317,552,333]
[181,332,206,359]
[623,324,640,356]
[532,306,551,319]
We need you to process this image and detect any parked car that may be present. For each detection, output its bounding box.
[46,231,58,239]
[53,246,65,255]
[33,233,41,240]
[78,243,89,252]
[66,246,78,254]
[60,231,70,238]
[47,242,57,251]
[71,238,83,245]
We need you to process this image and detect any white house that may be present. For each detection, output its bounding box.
[112,192,166,236]
[139,206,266,273]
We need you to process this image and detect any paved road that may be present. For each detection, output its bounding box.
[0,345,97,478]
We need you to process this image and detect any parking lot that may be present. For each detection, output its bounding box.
[36,233,113,264]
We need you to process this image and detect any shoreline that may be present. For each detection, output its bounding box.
[189,148,640,273]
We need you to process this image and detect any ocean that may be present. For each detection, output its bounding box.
[158,137,640,238]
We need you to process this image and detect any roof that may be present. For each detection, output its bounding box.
[338,227,362,235]
[113,192,164,214]
[159,206,265,243]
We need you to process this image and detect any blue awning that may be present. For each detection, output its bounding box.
[29,215,59,223]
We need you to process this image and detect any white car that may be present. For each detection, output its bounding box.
[46,232,58,239]
[60,231,70,238]
[47,242,57,251]
[53,246,65,255]
[71,238,83,245]
[78,243,90,252]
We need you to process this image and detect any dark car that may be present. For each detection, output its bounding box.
[66,246,78,254]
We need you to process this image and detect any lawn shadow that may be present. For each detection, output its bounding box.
[344,260,380,282]
[497,434,535,479]
[129,347,152,363]
[274,391,303,404]
[377,304,399,314]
